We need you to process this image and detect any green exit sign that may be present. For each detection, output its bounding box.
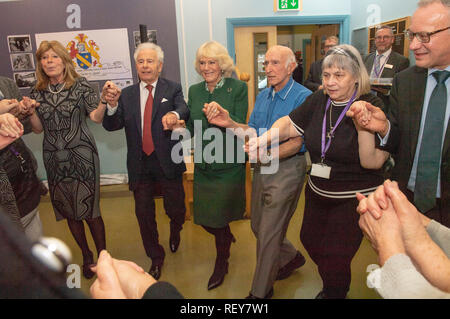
[275,0,302,11]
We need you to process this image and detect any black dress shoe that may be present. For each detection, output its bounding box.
[82,263,96,279]
[207,260,228,290]
[276,251,306,280]
[245,287,274,299]
[82,251,95,279]
[169,230,181,253]
[149,263,163,280]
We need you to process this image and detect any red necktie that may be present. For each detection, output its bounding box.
[142,84,154,155]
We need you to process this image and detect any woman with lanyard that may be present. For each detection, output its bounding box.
[247,44,390,299]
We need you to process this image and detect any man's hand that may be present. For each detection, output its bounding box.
[162,112,179,131]
[102,81,121,108]
[347,102,389,136]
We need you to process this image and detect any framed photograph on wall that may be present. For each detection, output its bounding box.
[7,35,32,53]
[10,53,35,72]
[133,30,157,48]
[14,71,36,88]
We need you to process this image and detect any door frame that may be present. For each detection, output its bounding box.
[226,15,350,60]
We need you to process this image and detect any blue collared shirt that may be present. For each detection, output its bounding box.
[248,77,311,153]
[407,66,450,197]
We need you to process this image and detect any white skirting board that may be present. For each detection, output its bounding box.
[40,174,129,188]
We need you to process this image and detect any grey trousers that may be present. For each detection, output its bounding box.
[20,207,43,243]
[250,154,307,298]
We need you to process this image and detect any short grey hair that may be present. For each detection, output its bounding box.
[322,44,371,99]
[267,45,297,69]
[375,25,394,36]
[418,0,450,7]
[134,42,164,64]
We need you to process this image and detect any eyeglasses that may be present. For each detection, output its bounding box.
[375,36,393,41]
[405,26,450,43]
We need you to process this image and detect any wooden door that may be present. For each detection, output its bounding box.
[310,24,340,63]
[234,26,277,118]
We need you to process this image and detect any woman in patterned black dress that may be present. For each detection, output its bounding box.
[29,41,109,279]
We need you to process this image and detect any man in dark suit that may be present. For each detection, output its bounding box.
[102,43,189,279]
[304,36,339,92]
[363,26,410,107]
[349,0,450,227]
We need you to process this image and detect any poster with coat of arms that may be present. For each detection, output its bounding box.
[35,28,132,81]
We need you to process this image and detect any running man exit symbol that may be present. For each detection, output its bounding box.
[276,0,301,11]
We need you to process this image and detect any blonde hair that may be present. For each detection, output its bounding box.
[322,44,371,99]
[195,41,235,77]
[35,40,80,91]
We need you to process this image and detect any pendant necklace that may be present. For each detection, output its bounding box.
[327,104,334,139]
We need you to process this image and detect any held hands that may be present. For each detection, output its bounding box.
[162,112,183,131]
[356,180,429,254]
[357,189,404,260]
[18,97,40,118]
[0,113,24,149]
[101,81,121,107]
[244,134,268,163]
[0,99,20,115]
[0,113,24,138]
[90,250,157,299]
[346,101,389,136]
[202,102,233,128]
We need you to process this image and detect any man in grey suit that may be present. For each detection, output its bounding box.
[363,26,410,107]
[350,0,450,227]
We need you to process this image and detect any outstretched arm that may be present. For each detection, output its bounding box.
[349,101,390,169]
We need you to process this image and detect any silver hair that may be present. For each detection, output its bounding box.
[134,42,164,64]
[322,44,371,99]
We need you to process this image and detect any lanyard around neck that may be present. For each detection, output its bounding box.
[373,54,389,78]
[321,90,357,162]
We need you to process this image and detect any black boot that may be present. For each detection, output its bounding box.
[207,257,229,290]
[207,226,233,290]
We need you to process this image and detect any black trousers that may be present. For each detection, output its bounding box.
[300,184,363,298]
[133,153,186,263]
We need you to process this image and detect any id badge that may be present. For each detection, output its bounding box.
[311,163,331,180]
